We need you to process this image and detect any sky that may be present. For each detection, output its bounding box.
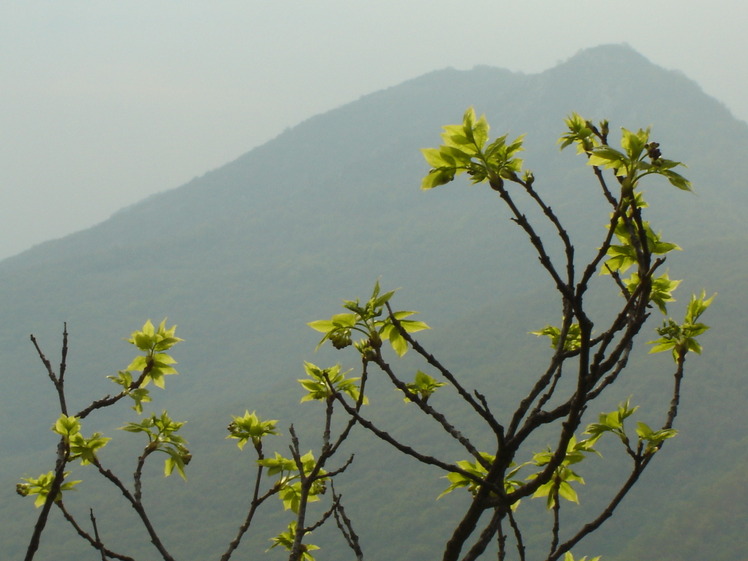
[1,1,746,261]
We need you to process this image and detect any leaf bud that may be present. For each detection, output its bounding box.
[645,142,661,161]
[330,329,352,350]
[600,120,609,139]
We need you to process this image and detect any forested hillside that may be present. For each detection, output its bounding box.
[3,44,746,560]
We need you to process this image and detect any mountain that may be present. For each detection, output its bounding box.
[2,43,747,560]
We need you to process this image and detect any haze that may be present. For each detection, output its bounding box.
[1,1,745,260]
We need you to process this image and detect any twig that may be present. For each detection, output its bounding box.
[55,502,134,561]
[331,483,364,561]
[89,508,109,561]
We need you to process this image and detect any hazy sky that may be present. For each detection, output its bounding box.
[2,1,746,260]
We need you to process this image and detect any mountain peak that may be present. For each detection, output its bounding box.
[547,42,656,77]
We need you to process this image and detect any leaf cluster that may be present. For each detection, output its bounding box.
[560,113,691,193]
[421,107,525,190]
[258,451,328,513]
[109,319,183,412]
[308,281,429,357]
[121,410,191,479]
[402,370,447,403]
[226,410,279,451]
[649,291,716,359]
[268,521,319,561]
[298,362,367,404]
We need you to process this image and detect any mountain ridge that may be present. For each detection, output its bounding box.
[6,43,744,272]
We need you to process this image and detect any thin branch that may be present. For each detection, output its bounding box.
[24,437,69,561]
[663,354,687,430]
[303,494,340,534]
[330,389,501,492]
[497,517,506,561]
[89,508,108,561]
[577,202,626,291]
[55,502,134,561]
[529,363,564,424]
[219,459,280,561]
[489,177,574,302]
[590,164,619,207]
[549,457,649,561]
[507,345,570,440]
[59,323,69,388]
[25,327,73,561]
[92,459,176,561]
[514,176,576,289]
[372,349,489,467]
[549,488,561,556]
[30,330,68,416]
[74,360,155,420]
[507,509,526,561]
[331,483,364,561]
[388,305,505,439]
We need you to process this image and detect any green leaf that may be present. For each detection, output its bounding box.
[268,521,320,561]
[395,318,430,334]
[17,471,81,508]
[126,355,148,372]
[585,398,639,444]
[557,480,579,504]
[563,553,601,561]
[648,292,715,360]
[620,127,649,160]
[421,147,452,168]
[588,146,627,173]
[531,323,581,351]
[387,327,407,357]
[421,167,457,190]
[52,415,81,439]
[298,362,365,403]
[402,370,447,402]
[558,113,598,154]
[625,272,681,314]
[257,452,298,476]
[438,452,495,499]
[422,109,524,190]
[69,432,111,466]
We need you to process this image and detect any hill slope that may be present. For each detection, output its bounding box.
[2,44,747,560]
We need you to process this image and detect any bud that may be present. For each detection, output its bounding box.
[330,329,352,350]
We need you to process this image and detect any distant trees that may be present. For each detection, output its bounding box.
[19,109,713,561]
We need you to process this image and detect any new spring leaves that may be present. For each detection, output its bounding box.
[419,109,714,506]
[109,318,184,412]
[423,108,713,360]
[18,320,187,508]
[421,107,691,192]
[307,281,429,358]
[421,107,525,190]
